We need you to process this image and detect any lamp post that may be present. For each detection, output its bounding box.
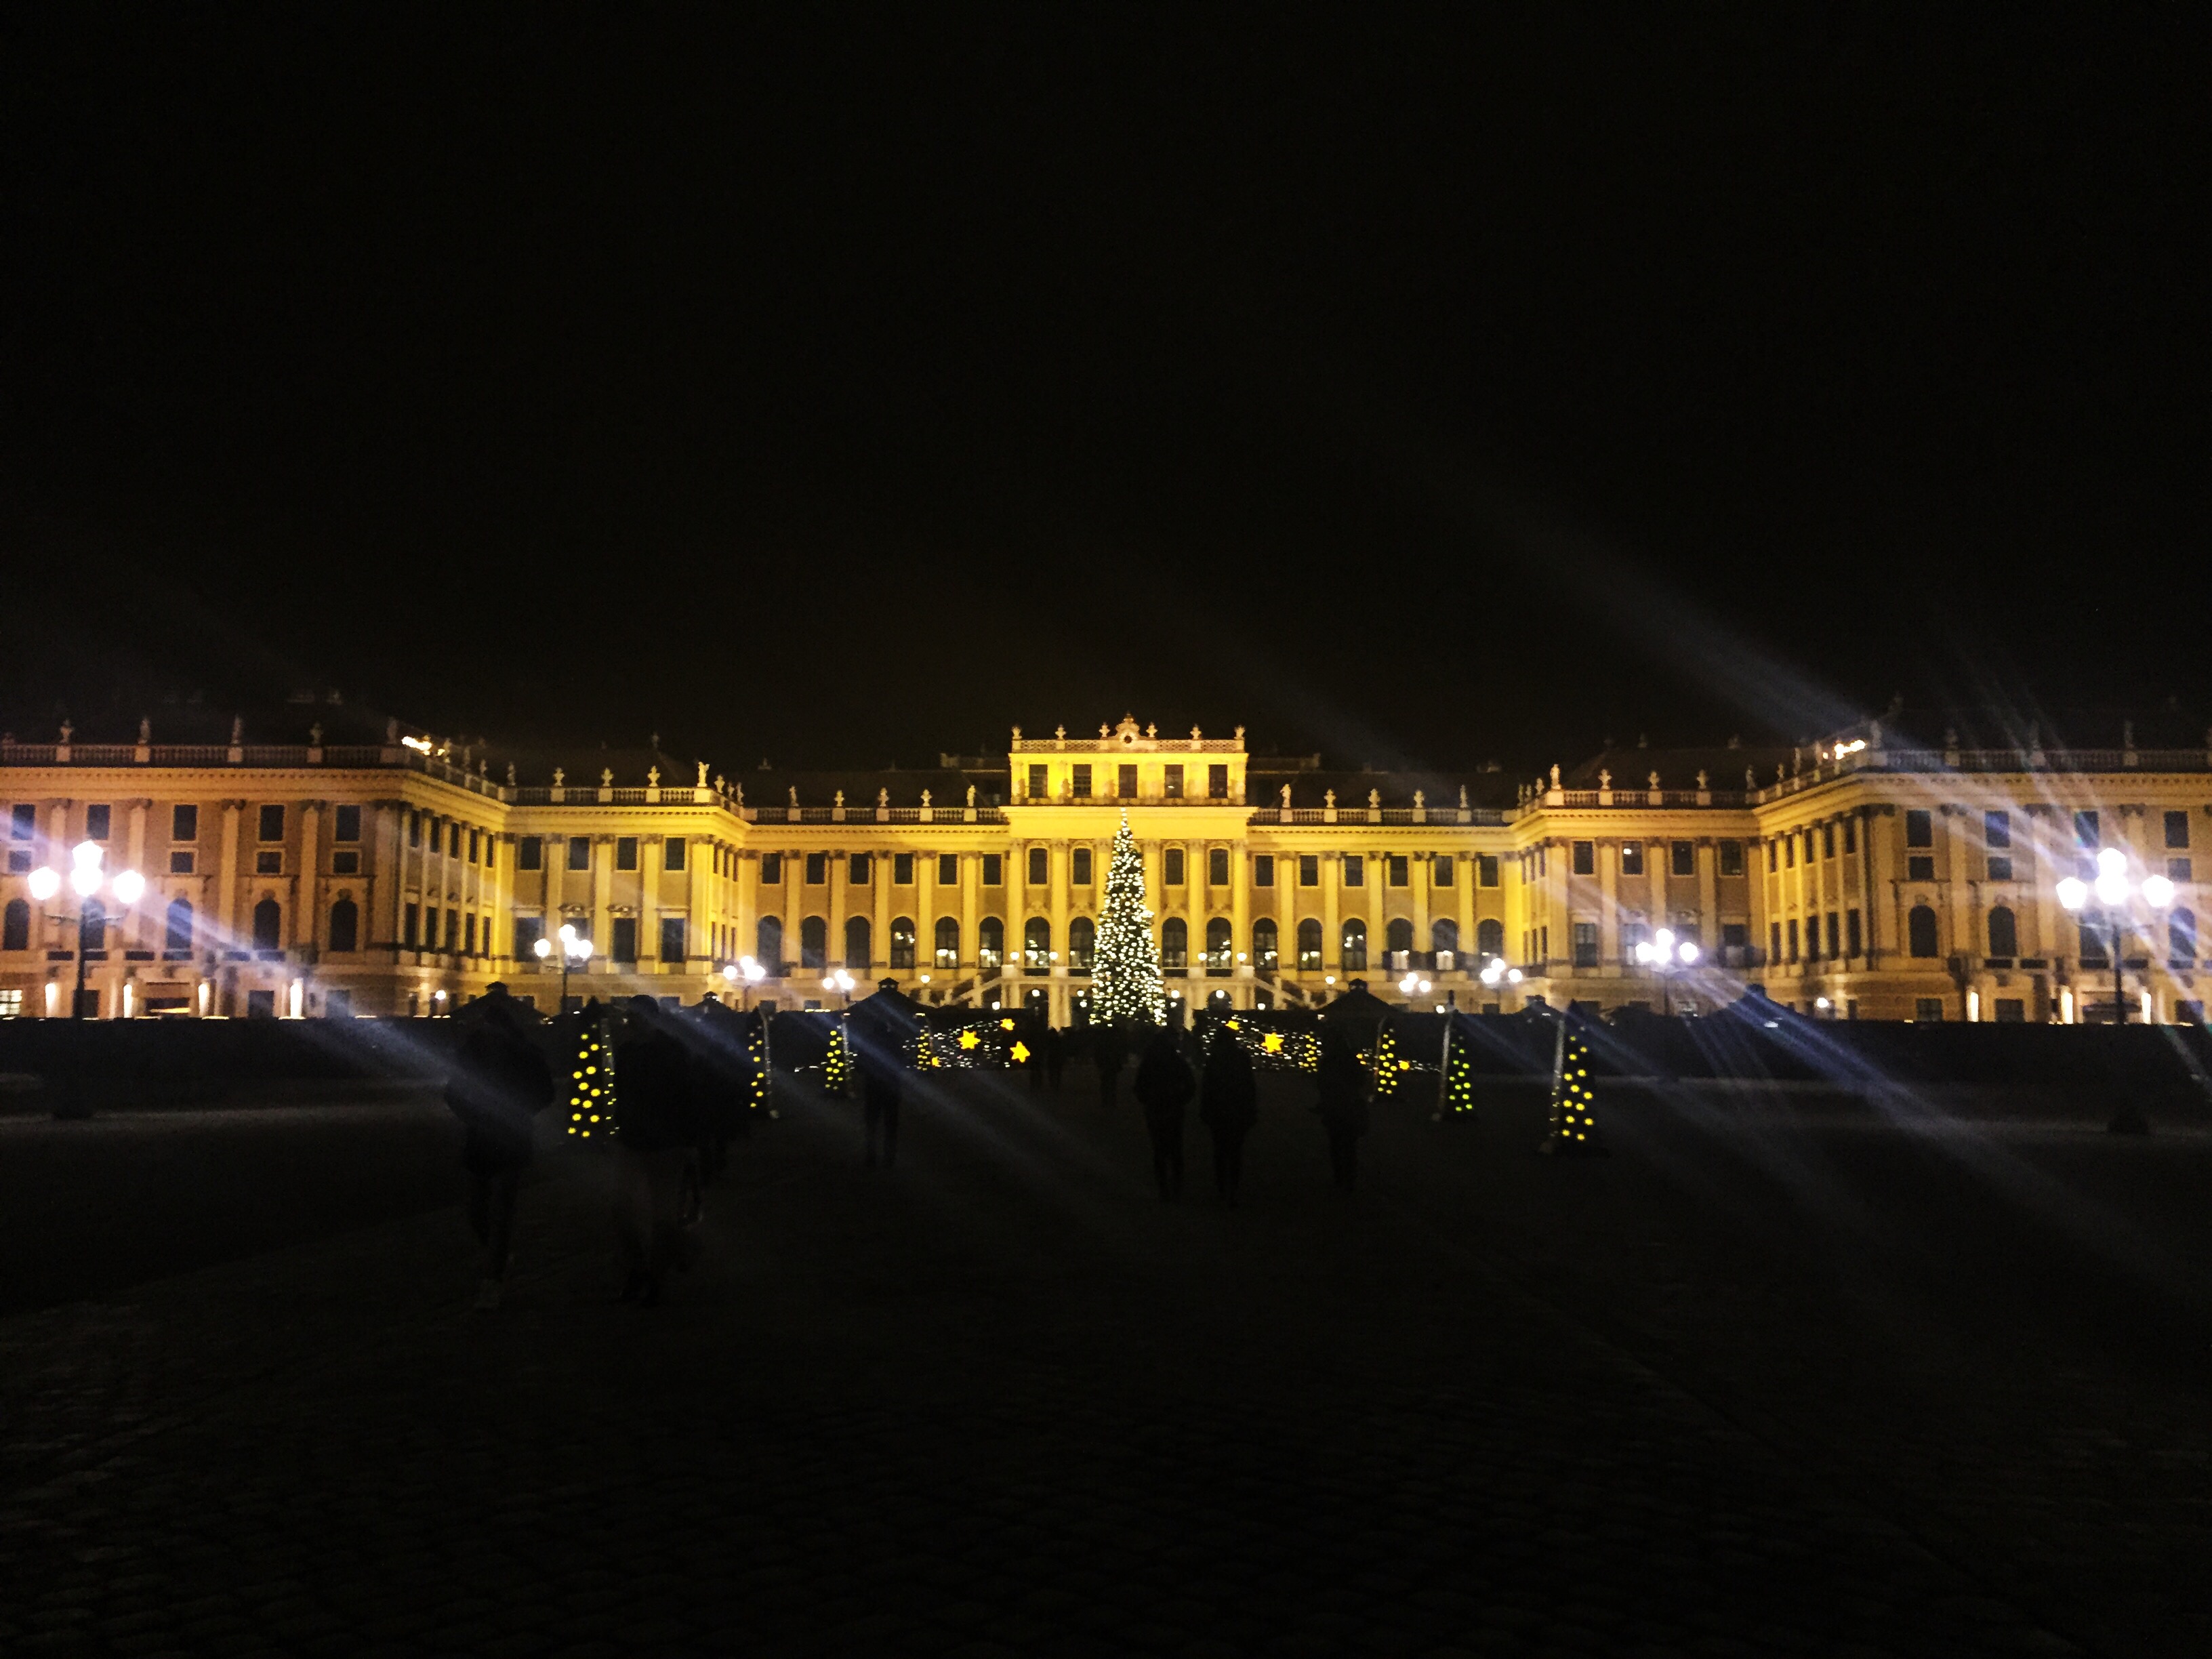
[534,922,592,1013]
[821,967,856,1008]
[1477,956,1525,999]
[28,842,146,1021]
[1633,928,1701,1018]
[2057,848,2174,1134]
[722,955,767,1008]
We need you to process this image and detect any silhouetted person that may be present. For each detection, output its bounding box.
[1200,1030,1258,1206]
[848,979,915,1168]
[1133,1028,1195,1200]
[1093,1018,1130,1107]
[613,996,696,1305]
[1315,1027,1371,1191]
[1044,1025,1066,1091]
[1027,1013,1047,1092]
[687,997,752,1185]
[443,983,554,1310]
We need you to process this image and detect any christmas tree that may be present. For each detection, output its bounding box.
[1539,1011,1605,1154]
[1091,813,1164,1026]
[566,1010,613,1137]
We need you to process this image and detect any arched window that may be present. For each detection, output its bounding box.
[251,897,282,953]
[81,897,107,954]
[1252,916,1279,968]
[934,916,960,968]
[1161,916,1188,970]
[1204,916,1232,970]
[756,915,783,969]
[1385,917,1414,960]
[1341,918,1367,970]
[1432,918,1459,959]
[165,897,194,954]
[978,916,1004,968]
[1296,918,1322,969]
[889,916,916,970]
[1068,916,1096,972]
[1023,916,1050,973]
[1475,917,1504,960]
[328,897,359,954]
[2,897,28,953]
[844,916,871,971]
[1907,903,1940,958]
[799,915,827,970]
[1985,905,2018,959]
[2171,908,2198,964]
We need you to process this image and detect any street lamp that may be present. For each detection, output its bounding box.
[29,842,146,1020]
[1632,928,1700,1017]
[535,922,592,1012]
[821,967,856,1006]
[1477,956,1525,994]
[2057,848,2174,1134]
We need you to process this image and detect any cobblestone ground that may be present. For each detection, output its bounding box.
[1,1071,2204,1656]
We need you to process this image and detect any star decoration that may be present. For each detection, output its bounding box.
[1261,1031,1284,1054]
[958,1029,981,1050]
[1010,1040,1031,1064]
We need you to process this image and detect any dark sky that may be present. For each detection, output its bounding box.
[4,7,2206,772]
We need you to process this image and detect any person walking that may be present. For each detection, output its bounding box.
[1315,1027,1371,1192]
[1092,1017,1130,1108]
[443,983,555,1311]
[1199,1027,1258,1206]
[611,996,696,1305]
[1132,1027,1195,1200]
[848,978,916,1168]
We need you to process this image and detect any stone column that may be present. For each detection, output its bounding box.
[590,836,613,970]
[126,801,150,953]
[1322,851,1340,974]
[295,802,321,949]
[1697,839,1718,954]
[872,845,892,975]
[827,851,848,974]
[1410,850,1430,962]
[1048,839,1069,975]
[960,852,978,972]
[217,802,243,954]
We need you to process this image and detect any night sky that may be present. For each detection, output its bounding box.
[4,9,2205,773]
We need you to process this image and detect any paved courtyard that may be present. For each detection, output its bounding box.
[1,1070,2206,1656]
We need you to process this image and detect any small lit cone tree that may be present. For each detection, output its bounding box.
[1439,1011,1477,1120]
[566,1012,613,1139]
[1092,813,1165,1027]
[1539,1012,1605,1155]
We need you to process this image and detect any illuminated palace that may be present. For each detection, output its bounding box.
[1,708,2205,1026]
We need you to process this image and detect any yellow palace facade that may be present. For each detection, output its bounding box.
[1,712,2205,1027]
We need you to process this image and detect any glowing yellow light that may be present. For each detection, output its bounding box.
[1261,1031,1284,1054]
[1000,1017,1015,1030]
[1010,1040,1031,1063]
[1225,1019,1240,1031]
[958,1029,981,1050]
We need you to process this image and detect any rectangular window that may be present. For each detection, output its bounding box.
[169,850,194,874]
[1769,921,1781,962]
[1765,839,1778,872]
[567,836,590,871]
[518,836,542,872]
[404,903,420,947]
[1846,909,1862,957]
[1028,846,1048,885]
[1071,764,1092,800]
[664,836,687,872]
[1985,810,2011,849]
[2171,857,2193,883]
[449,822,462,857]
[611,916,638,963]
[1826,913,1840,958]
[1571,922,1599,968]
[1027,764,1048,800]
[1844,819,1858,854]
[1385,855,1408,886]
[936,853,956,885]
[981,853,1002,886]
[1165,848,1185,885]
[850,853,871,885]
[615,837,639,872]
[1620,841,1643,876]
[2167,810,2191,850]
[1986,855,2013,881]
[1786,919,1799,961]
[1343,855,1364,888]
[1433,855,1454,886]
[323,804,359,844]
[1252,855,1273,887]
[1572,841,1595,876]
[1784,837,1795,869]
[1906,809,1933,848]
[255,850,283,875]
[258,804,285,842]
[1719,840,1744,877]
[1164,764,1183,799]
[1475,854,1498,888]
[805,853,827,885]
[1907,855,1936,882]
[1670,841,1694,876]
[1208,847,1229,886]
[1823,824,1837,859]
[514,916,543,960]
[1208,764,1229,800]
[85,803,112,841]
[331,850,360,875]
[661,917,687,963]
[761,853,783,884]
[1118,764,1137,798]
[1073,847,1094,884]
[464,913,478,955]
[9,803,33,840]
[2073,809,2100,849]
[1916,998,1945,1023]
[463,827,476,864]
[1299,854,1318,887]
[893,853,914,885]
[409,812,423,849]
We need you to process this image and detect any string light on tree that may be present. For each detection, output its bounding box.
[1540,1015,1604,1155]
[567,1017,613,1137]
[1091,812,1166,1026]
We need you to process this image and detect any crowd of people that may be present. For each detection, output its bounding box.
[441,982,1377,1311]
